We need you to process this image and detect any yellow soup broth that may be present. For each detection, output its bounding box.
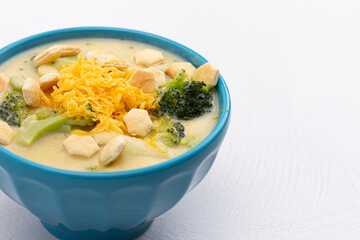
[0,39,219,172]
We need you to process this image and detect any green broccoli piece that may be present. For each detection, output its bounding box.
[0,91,27,126]
[180,136,198,148]
[16,112,96,146]
[16,115,69,146]
[52,56,78,69]
[64,116,96,127]
[158,115,185,147]
[156,115,199,148]
[158,69,213,120]
[84,103,95,113]
[35,108,58,120]
[87,165,102,171]
[9,75,26,91]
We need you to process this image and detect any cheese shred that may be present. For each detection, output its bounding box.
[41,54,158,135]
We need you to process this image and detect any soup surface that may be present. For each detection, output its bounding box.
[0,39,219,172]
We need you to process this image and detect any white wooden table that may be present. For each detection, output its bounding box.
[1,0,360,239]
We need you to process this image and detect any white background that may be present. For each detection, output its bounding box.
[1,0,360,239]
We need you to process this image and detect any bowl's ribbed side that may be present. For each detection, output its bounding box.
[0,124,228,231]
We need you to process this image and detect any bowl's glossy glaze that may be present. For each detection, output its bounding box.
[0,27,231,240]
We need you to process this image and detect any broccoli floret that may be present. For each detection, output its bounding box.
[158,115,185,147]
[160,122,185,146]
[0,91,27,126]
[158,69,213,120]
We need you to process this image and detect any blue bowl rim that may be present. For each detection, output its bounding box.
[0,27,231,179]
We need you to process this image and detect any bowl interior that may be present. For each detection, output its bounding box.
[0,27,231,178]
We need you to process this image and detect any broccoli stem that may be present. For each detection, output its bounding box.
[65,117,95,126]
[35,108,55,120]
[16,114,96,146]
[16,115,69,146]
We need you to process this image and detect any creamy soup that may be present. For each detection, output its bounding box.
[0,39,219,172]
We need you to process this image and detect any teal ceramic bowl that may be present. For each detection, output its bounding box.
[0,27,231,240]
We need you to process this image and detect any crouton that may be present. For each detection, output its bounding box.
[128,69,158,93]
[123,109,153,137]
[22,78,41,107]
[92,131,118,146]
[134,49,164,67]
[58,45,81,57]
[63,134,100,158]
[194,62,219,89]
[165,62,196,79]
[99,135,126,165]
[147,67,166,87]
[33,45,62,67]
[38,73,61,91]
[100,60,129,70]
[0,121,15,145]
[86,50,116,65]
[0,73,9,92]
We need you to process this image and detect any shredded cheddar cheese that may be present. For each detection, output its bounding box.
[144,119,168,153]
[41,54,158,135]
